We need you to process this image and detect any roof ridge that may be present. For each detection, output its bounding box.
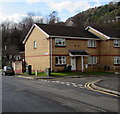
[35,23,85,29]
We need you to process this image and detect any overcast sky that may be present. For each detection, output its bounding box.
[0,0,113,23]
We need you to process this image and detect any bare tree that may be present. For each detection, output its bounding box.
[48,11,60,24]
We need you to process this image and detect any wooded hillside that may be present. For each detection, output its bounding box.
[65,1,120,28]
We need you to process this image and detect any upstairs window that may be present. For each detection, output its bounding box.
[55,56,66,65]
[114,56,120,64]
[55,38,66,46]
[88,40,96,47]
[114,40,120,47]
[88,56,97,64]
[34,41,37,49]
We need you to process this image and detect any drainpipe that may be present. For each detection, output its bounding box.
[50,38,52,71]
[81,56,84,72]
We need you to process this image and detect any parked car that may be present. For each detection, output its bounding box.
[2,66,15,75]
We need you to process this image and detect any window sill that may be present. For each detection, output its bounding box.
[88,47,97,48]
[88,63,98,65]
[114,46,120,48]
[55,64,66,66]
[55,45,66,47]
[114,64,120,65]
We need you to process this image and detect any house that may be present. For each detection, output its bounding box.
[23,24,120,73]
[86,26,120,72]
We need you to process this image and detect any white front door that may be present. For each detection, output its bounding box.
[70,57,76,71]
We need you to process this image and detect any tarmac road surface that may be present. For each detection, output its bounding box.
[2,74,119,112]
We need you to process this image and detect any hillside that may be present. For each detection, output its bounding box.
[65,1,120,29]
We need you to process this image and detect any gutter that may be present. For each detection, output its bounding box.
[49,35,100,40]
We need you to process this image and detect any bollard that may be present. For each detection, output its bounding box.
[35,70,38,76]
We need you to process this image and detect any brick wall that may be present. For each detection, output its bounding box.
[25,26,50,72]
[99,40,120,72]
[52,38,100,72]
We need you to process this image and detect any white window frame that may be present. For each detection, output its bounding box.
[88,56,97,64]
[114,56,120,64]
[34,41,37,49]
[55,38,66,46]
[88,40,96,47]
[114,40,120,47]
[55,56,66,65]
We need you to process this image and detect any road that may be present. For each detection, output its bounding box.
[2,74,119,112]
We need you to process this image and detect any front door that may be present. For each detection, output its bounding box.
[70,57,76,71]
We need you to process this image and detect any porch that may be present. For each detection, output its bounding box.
[69,50,89,72]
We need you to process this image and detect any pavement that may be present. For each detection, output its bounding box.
[17,74,120,96]
[95,77,119,92]
[91,76,120,96]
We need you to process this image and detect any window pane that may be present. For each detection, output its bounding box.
[88,40,96,47]
[55,57,59,64]
[114,40,120,47]
[114,56,120,64]
[55,38,66,46]
[59,57,62,64]
[55,56,66,65]
[34,41,36,48]
[62,57,66,64]
[88,56,97,64]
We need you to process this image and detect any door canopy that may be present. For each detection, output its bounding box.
[69,50,89,57]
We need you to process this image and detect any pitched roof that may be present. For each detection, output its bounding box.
[85,26,110,40]
[23,24,99,44]
[91,26,120,38]
[36,23,98,38]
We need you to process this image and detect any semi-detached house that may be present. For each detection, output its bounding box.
[23,24,120,72]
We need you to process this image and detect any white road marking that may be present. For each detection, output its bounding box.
[73,84,78,87]
[78,84,83,87]
[66,83,70,86]
[51,81,56,82]
[66,82,70,84]
[56,81,60,83]
[60,82,65,84]
[39,79,84,89]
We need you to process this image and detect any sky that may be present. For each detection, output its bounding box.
[0,0,114,23]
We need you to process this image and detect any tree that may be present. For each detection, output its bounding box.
[48,11,60,24]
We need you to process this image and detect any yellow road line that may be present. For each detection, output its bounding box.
[84,81,119,97]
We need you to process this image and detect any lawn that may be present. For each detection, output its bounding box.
[51,71,113,76]
[22,71,114,77]
[51,72,82,76]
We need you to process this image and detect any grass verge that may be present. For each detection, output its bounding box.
[51,71,113,76]
[21,71,114,77]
